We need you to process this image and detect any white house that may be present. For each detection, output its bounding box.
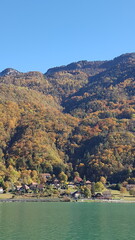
[0,187,4,194]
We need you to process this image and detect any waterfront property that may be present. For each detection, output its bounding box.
[2,174,135,202]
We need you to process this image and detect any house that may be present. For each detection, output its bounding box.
[37,184,45,191]
[67,182,75,187]
[60,191,69,197]
[71,191,81,200]
[40,173,51,183]
[16,184,30,193]
[86,180,91,186]
[94,191,112,200]
[74,176,83,185]
[22,184,30,192]
[16,185,22,191]
[126,184,135,191]
[29,182,38,190]
[0,187,4,194]
[53,178,60,186]
[94,193,103,199]
[102,191,112,200]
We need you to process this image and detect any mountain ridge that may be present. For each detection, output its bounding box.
[1,52,134,77]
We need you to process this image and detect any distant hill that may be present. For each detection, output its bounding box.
[0,53,135,188]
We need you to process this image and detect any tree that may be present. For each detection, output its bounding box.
[58,172,68,183]
[100,176,106,185]
[95,182,104,192]
[129,188,135,196]
[91,182,95,195]
[120,186,127,195]
[74,171,80,177]
[83,186,91,198]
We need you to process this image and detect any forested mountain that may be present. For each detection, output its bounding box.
[0,53,135,188]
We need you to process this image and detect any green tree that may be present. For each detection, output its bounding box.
[95,182,104,192]
[82,186,91,198]
[100,176,106,185]
[74,171,80,177]
[129,188,135,196]
[58,171,68,183]
[91,182,95,195]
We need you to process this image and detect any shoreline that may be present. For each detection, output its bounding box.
[0,197,69,203]
[1,198,135,203]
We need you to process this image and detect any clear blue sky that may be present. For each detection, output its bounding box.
[0,0,135,73]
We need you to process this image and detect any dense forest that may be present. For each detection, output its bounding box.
[0,53,135,189]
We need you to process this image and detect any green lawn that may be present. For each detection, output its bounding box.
[110,189,135,201]
[0,193,13,199]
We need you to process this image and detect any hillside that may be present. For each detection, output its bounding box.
[62,53,135,182]
[0,53,135,188]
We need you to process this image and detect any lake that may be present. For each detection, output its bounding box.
[0,202,135,240]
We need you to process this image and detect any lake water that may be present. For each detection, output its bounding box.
[0,202,135,240]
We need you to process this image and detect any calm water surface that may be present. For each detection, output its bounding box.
[0,202,135,240]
